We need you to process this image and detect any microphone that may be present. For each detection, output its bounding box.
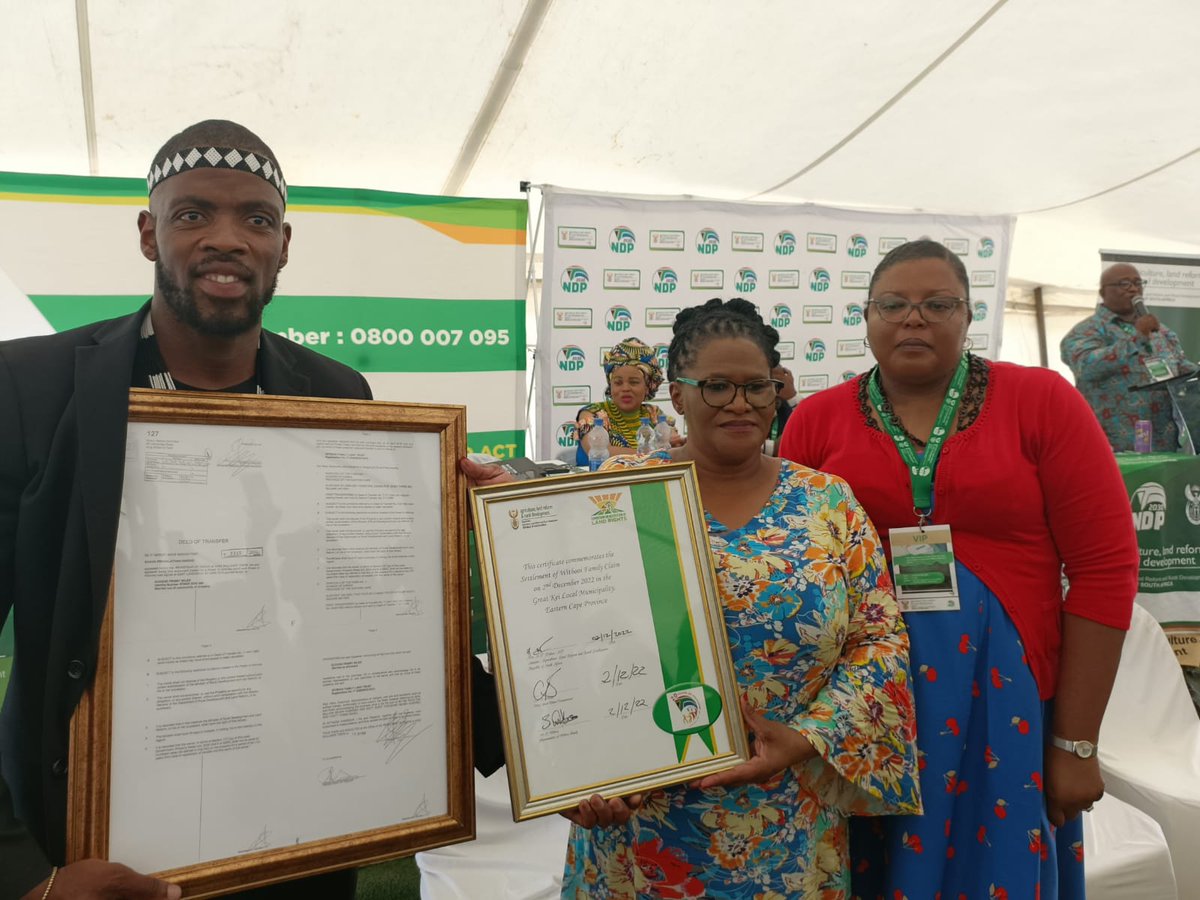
[1133,297,1150,319]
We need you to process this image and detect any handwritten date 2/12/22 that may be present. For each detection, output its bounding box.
[599,662,647,688]
[608,697,648,720]
[591,627,632,645]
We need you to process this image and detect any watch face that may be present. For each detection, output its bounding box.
[1074,740,1096,759]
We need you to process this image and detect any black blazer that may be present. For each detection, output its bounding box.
[0,305,382,896]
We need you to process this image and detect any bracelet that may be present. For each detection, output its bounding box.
[40,867,58,900]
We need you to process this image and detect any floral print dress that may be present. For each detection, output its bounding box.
[561,456,922,899]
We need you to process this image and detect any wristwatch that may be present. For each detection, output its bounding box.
[1049,735,1097,759]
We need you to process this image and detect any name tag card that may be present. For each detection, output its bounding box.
[890,524,961,613]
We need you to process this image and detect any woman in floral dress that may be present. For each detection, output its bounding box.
[561,298,921,899]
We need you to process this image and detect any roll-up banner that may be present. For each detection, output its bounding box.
[0,172,528,460]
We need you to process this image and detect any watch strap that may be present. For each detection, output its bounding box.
[1050,735,1097,757]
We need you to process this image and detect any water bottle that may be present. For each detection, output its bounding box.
[586,425,610,471]
[654,420,673,451]
[636,417,656,456]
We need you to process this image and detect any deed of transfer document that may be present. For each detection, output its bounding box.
[108,422,446,872]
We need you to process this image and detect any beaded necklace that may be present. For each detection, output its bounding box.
[603,399,646,446]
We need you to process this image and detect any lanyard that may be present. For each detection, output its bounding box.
[867,353,970,522]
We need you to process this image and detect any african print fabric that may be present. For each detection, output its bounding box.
[1060,305,1187,452]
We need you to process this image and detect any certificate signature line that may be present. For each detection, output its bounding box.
[317,766,364,786]
[217,439,263,476]
[240,825,271,854]
[377,715,434,764]
[532,667,562,701]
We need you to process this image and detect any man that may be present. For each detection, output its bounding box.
[0,121,504,900]
[765,365,798,456]
[1061,262,1190,452]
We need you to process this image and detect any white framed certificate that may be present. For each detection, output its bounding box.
[68,389,475,898]
[471,462,749,819]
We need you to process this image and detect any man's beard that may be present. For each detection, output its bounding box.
[156,260,277,337]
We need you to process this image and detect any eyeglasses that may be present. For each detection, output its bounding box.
[867,296,966,324]
[1102,278,1148,290]
[673,377,784,409]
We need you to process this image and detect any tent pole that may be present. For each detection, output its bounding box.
[1033,286,1049,367]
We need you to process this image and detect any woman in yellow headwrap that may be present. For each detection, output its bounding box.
[574,337,679,465]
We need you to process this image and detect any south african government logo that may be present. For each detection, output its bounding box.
[589,492,628,525]
[558,345,586,372]
[606,306,633,332]
[1187,485,1200,526]
[847,234,868,258]
[843,302,864,326]
[735,268,757,293]
[774,231,797,255]
[561,266,589,293]
[973,300,988,321]
[809,268,831,292]
[556,422,578,448]
[770,304,792,328]
[805,338,826,362]
[696,228,720,255]
[609,226,635,253]
[653,267,679,294]
[1132,482,1166,531]
[978,237,995,258]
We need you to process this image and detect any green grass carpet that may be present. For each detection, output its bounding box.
[356,856,421,899]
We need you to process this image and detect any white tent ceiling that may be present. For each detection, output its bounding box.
[3,0,1198,291]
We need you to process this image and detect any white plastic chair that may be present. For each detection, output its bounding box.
[416,766,570,900]
[1084,792,1177,899]
[1099,603,1200,898]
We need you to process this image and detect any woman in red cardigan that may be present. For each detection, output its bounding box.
[780,240,1139,900]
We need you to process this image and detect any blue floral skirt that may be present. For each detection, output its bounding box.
[850,565,1085,900]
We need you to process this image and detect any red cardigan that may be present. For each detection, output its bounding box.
[779,361,1138,699]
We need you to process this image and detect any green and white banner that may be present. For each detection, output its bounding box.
[1117,452,1200,665]
[538,187,1013,459]
[0,172,527,460]
[1101,249,1200,362]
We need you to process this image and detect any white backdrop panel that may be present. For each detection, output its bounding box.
[537,188,1013,459]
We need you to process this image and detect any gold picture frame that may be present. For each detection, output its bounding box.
[471,462,749,820]
[68,389,474,897]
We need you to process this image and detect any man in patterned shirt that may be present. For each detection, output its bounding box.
[1061,263,1190,452]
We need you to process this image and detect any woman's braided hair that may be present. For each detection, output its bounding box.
[666,298,780,381]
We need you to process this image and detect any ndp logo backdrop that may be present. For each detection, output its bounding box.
[538,187,1013,459]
